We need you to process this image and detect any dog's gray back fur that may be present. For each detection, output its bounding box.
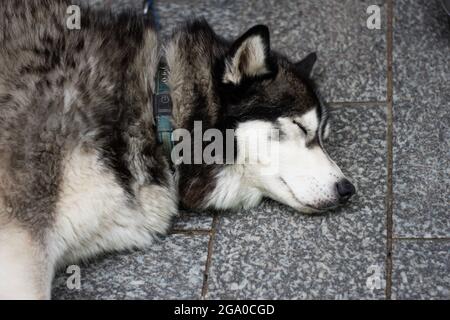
[0,0,170,237]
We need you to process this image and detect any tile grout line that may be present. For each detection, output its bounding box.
[385,0,395,300]
[393,237,450,241]
[170,229,211,235]
[329,101,388,108]
[201,214,219,299]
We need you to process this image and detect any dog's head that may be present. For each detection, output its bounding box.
[217,25,356,213]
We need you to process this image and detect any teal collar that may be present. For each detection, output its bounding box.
[153,62,173,159]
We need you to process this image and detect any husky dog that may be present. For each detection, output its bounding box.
[0,0,355,299]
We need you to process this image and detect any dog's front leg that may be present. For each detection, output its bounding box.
[0,222,53,300]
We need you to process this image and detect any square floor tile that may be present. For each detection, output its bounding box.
[393,101,450,237]
[156,0,387,102]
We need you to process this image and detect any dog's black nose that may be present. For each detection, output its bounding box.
[336,179,356,202]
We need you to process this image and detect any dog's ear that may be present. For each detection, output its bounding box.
[295,52,317,77]
[223,25,275,85]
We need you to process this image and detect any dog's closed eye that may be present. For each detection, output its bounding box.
[293,120,307,135]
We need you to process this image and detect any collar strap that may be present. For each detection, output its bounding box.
[153,61,173,159]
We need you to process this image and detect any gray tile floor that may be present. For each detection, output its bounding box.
[53,0,450,299]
